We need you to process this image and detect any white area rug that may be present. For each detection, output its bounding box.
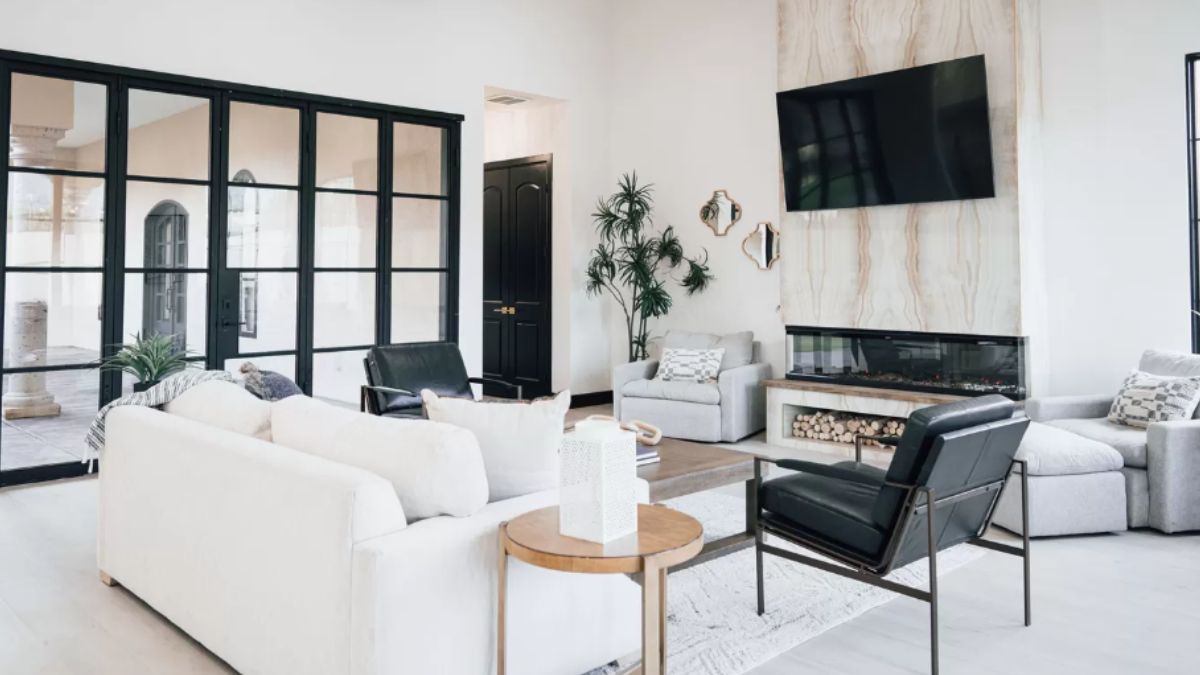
[640,490,984,675]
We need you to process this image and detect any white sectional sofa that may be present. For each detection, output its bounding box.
[97,387,641,675]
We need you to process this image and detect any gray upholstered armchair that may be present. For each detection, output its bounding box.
[612,330,770,443]
[1026,349,1200,533]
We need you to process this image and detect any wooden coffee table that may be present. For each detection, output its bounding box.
[498,504,703,675]
[637,437,762,572]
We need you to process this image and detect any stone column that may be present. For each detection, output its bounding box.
[3,125,66,420]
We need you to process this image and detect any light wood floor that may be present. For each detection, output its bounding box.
[0,425,1197,674]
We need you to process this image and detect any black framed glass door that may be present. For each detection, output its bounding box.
[0,49,461,487]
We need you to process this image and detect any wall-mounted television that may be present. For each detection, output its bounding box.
[776,55,995,212]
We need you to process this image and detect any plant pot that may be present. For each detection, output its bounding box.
[132,380,160,393]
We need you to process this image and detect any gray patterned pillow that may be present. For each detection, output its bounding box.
[1108,370,1200,428]
[657,348,724,383]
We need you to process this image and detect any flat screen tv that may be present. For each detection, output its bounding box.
[776,55,995,212]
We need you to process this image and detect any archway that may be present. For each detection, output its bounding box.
[142,200,188,345]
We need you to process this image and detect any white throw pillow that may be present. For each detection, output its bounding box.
[164,380,272,441]
[1108,370,1200,428]
[422,389,570,501]
[270,395,488,520]
[657,347,724,383]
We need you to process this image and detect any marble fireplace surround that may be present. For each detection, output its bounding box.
[776,0,1043,341]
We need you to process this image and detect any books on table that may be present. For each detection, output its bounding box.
[636,443,660,466]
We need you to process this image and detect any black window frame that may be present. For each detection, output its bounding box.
[0,48,462,487]
[1188,53,1200,350]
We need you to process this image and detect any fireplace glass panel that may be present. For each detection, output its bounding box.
[786,327,1026,399]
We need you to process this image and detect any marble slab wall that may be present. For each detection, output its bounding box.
[777,0,1037,336]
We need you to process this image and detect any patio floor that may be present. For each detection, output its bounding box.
[2,350,101,471]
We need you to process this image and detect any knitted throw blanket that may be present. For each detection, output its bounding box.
[83,369,234,471]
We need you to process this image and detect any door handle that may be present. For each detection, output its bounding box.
[491,306,515,315]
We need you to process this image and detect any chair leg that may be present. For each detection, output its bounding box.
[927,492,939,675]
[755,532,765,616]
[1020,461,1032,627]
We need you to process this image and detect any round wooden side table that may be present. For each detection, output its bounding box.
[497,503,704,675]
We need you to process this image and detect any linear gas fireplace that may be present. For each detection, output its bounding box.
[786,326,1027,400]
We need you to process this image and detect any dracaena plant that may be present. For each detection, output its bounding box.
[97,332,195,383]
[585,172,714,362]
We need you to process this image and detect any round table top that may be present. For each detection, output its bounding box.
[501,504,704,574]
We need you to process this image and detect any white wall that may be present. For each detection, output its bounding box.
[0,0,617,394]
[1039,0,1200,394]
[607,0,784,373]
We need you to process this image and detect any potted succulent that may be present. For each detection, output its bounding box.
[98,333,194,392]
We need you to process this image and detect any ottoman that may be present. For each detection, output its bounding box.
[993,421,1128,537]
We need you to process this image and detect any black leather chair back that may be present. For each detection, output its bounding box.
[889,414,1029,568]
[872,395,1016,532]
[364,342,473,414]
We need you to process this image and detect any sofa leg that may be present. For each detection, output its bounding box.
[925,489,939,675]
[98,570,117,587]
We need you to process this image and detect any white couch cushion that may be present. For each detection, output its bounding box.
[663,330,753,371]
[164,379,272,441]
[1016,422,1124,476]
[271,396,488,520]
[1048,417,1148,469]
[423,389,570,501]
[621,378,720,405]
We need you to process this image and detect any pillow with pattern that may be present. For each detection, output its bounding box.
[1108,370,1200,428]
[656,347,725,383]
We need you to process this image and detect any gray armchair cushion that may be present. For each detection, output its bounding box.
[1016,422,1124,476]
[663,329,753,371]
[1048,417,1148,468]
[620,378,720,405]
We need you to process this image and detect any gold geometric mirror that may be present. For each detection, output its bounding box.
[699,189,742,236]
[741,221,780,270]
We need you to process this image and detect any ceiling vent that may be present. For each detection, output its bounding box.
[486,94,529,106]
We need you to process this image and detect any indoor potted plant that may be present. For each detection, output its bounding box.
[585,172,714,361]
[98,332,194,392]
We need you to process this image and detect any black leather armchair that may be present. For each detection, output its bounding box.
[360,342,522,418]
[753,395,1031,675]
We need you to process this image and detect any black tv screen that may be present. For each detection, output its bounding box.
[776,55,995,212]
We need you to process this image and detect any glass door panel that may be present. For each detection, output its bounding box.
[219,100,302,382]
[6,174,105,266]
[124,181,208,268]
[392,197,447,268]
[227,185,299,268]
[9,74,107,173]
[315,193,376,268]
[393,122,447,196]
[3,73,108,476]
[229,102,300,186]
[312,349,367,406]
[127,89,210,180]
[313,272,375,348]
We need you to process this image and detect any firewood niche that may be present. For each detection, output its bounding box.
[790,408,906,447]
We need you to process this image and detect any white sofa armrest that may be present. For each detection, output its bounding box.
[612,358,658,418]
[1025,394,1113,422]
[718,362,771,442]
[100,406,406,675]
[351,484,644,675]
[1147,419,1200,533]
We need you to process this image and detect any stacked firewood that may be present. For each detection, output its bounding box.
[791,410,906,446]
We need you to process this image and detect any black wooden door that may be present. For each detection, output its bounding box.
[482,155,551,398]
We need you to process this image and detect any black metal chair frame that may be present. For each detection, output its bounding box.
[359,374,523,415]
[752,434,1031,675]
